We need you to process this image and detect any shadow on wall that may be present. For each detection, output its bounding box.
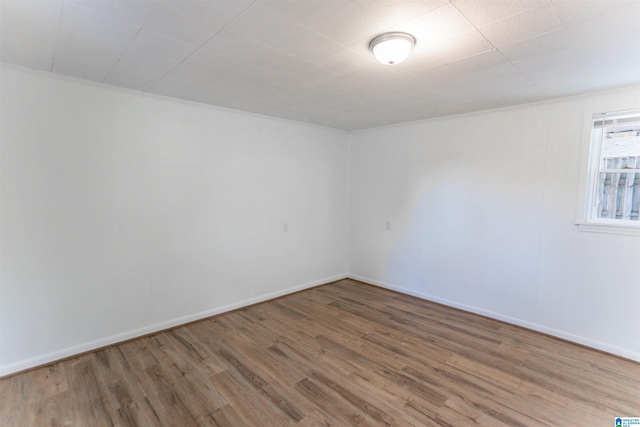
[385,174,540,319]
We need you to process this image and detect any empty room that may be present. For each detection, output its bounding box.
[1,0,639,425]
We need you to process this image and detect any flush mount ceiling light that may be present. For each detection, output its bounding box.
[369,32,416,65]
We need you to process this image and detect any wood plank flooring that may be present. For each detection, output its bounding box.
[1,279,638,426]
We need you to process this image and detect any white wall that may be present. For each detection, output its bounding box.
[349,87,640,361]
[1,65,638,376]
[0,66,349,375]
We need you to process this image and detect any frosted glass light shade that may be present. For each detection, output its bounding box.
[369,32,416,65]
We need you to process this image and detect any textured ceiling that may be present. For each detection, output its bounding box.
[1,0,639,130]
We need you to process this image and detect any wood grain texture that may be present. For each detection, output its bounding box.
[1,279,638,426]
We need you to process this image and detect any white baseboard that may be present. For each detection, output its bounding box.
[0,274,347,377]
[348,274,640,363]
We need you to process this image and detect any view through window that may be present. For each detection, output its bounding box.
[588,109,640,225]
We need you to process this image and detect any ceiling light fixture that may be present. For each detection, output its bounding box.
[369,32,416,65]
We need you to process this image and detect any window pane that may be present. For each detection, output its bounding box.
[601,134,640,162]
[596,171,639,221]
[589,109,640,225]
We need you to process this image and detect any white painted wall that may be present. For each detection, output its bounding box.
[1,65,638,376]
[349,87,640,360]
[0,66,349,375]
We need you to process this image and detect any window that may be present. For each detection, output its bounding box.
[582,109,640,232]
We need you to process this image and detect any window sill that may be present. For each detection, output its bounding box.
[575,222,640,236]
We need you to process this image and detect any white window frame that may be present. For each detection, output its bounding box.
[576,107,640,236]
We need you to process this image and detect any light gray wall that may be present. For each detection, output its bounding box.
[0,66,349,375]
[349,87,640,360]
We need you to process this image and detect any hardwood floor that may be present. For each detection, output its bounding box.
[1,279,638,426]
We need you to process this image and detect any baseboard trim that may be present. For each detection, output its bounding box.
[348,274,640,363]
[0,274,348,378]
